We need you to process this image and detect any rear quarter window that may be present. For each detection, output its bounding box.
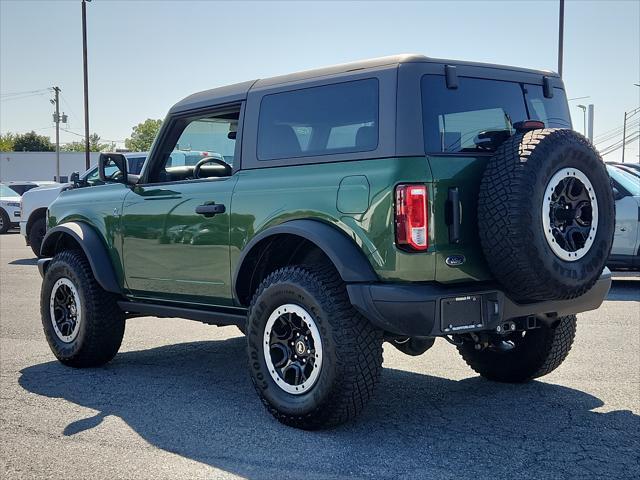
[257,79,379,161]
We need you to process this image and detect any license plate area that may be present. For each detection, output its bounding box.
[441,295,483,332]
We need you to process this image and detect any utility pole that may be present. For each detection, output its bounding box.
[52,87,61,180]
[82,0,91,169]
[587,104,594,142]
[622,111,627,163]
[621,106,640,163]
[558,0,565,76]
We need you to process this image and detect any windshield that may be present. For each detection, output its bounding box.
[0,184,18,197]
[422,75,571,153]
[607,165,640,196]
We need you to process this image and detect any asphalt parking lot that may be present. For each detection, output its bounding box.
[1,232,638,479]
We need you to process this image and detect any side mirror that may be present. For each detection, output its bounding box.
[98,153,128,183]
[70,171,81,187]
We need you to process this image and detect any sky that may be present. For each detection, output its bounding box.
[1,0,639,162]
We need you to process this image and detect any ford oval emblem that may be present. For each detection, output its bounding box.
[445,255,466,267]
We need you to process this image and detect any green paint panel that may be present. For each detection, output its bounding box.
[427,155,492,282]
[47,154,492,309]
[337,175,370,214]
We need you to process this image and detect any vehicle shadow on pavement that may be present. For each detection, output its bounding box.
[8,258,38,266]
[19,338,639,480]
[607,280,640,301]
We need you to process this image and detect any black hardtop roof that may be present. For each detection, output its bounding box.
[170,54,558,113]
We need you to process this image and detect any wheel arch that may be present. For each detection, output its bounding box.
[40,222,121,294]
[233,219,377,306]
[26,207,47,236]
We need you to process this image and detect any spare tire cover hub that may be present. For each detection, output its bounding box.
[542,167,598,262]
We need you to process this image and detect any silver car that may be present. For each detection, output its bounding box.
[607,164,640,270]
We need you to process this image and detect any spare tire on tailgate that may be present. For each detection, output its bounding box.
[478,128,614,302]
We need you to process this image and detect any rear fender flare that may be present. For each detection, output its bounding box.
[233,219,378,302]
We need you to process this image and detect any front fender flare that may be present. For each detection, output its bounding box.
[39,222,121,294]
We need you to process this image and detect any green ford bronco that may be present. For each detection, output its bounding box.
[39,54,614,429]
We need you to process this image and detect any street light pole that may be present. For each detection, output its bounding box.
[577,104,587,136]
[558,0,565,76]
[81,0,91,170]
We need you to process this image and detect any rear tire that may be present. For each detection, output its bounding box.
[29,217,47,258]
[40,249,125,368]
[246,265,383,429]
[457,315,577,383]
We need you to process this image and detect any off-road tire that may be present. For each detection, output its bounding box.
[246,265,383,430]
[41,249,125,367]
[478,128,614,302]
[0,209,10,234]
[29,217,46,258]
[457,315,577,383]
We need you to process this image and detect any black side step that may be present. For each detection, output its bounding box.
[118,301,247,326]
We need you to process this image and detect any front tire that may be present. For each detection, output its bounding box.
[29,217,47,258]
[40,250,125,367]
[457,315,577,383]
[0,209,10,234]
[246,265,383,429]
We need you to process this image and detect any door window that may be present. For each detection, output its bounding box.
[149,109,240,183]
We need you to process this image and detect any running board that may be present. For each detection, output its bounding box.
[117,301,247,326]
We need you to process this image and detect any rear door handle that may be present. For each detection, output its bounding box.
[195,203,226,217]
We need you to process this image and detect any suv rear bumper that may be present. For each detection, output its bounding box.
[347,269,612,337]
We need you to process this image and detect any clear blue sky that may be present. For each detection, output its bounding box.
[1,0,639,161]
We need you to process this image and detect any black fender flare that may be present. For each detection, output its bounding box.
[233,219,378,301]
[39,222,121,294]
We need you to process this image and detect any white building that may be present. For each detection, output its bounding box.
[0,152,100,182]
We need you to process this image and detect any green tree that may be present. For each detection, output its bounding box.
[62,133,109,152]
[0,132,16,151]
[124,119,162,152]
[13,131,54,152]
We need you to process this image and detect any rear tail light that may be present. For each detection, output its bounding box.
[395,184,428,251]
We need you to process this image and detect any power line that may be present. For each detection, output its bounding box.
[0,88,50,98]
[0,91,50,103]
[600,132,640,156]
[595,119,640,145]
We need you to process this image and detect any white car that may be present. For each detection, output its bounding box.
[20,152,147,257]
[607,164,640,270]
[0,183,22,234]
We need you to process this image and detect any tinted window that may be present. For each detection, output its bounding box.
[422,76,571,153]
[422,76,527,153]
[257,79,378,160]
[127,156,146,174]
[524,85,572,128]
[607,165,640,196]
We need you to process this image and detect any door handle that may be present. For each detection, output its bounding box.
[446,187,461,244]
[195,203,226,217]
